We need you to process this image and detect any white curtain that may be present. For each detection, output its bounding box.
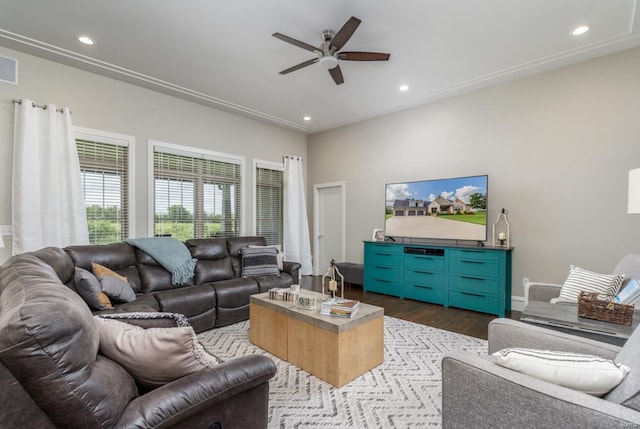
[12,99,88,254]
[283,156,313,276]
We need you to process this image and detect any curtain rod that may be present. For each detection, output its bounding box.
[12,99,67,114]
[284,155,303,161]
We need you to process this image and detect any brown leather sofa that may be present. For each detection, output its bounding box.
[34,236,300,332]
[0,251,278,428]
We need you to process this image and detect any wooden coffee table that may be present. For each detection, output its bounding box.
[249,290,384,387]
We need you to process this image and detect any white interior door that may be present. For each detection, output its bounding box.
[313,182,345,276]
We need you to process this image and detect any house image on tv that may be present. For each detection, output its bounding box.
[392,196,470,216]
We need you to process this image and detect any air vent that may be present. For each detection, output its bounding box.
[0,55,18,84]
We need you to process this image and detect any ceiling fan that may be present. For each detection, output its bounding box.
[273,16,390,85]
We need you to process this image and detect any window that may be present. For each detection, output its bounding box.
[255,161,283,245]
[151,142,243,241]
[75,128,133,244]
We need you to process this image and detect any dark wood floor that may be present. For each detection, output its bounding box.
[300,276,520,340]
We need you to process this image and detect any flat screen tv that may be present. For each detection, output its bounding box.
[385,175,488,242]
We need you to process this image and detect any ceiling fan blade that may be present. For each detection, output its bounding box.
[328,65,344,85]
[273,32,322,54]
[329,16,361,51]
[338,51,391,61]
[279,58,319,75]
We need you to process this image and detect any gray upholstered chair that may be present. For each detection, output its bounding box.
[442,317,640,428]
[442,254,640,428]
[524,254,640,306]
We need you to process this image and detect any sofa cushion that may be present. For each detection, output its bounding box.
[66,242,142,293]
[153,284,216,318]
[186,238,235,283]
[213,278,259,308]
[94,317,220,388]
[92,262,136,303]
[252,272,295,293]
[555,265,624,303]
[74,266,113,310]
[241,247,280,278]
[493,347,629,396]
[226,236,267,277]
[0,255,137,428]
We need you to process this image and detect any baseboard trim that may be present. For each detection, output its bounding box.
[511,296,525,312]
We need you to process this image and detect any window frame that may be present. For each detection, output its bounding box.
[253,159,284,245]
[147,140,246,239]
[74,126,135,242]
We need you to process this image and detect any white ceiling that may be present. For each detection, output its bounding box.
[1,1,639,134]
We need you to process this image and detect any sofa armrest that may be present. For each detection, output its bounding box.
[282,261,301,284]
[442,350,640,429]
[488,318,621,359]
[116,354,277,429]
[97,312,189,329]
[525,281,562,305]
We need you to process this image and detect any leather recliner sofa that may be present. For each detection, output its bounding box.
[0,252,277,428]
[31,236,300,333]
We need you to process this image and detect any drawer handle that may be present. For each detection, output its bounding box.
[461,260,485,265]
[415,284,433,290]
[414,270,433,275]
[460,250,483,254]
[461,276,485,281]
[461,291,485,298]
[375,252,392,256]
[375,266,390,270]
[376,279,391,284]
[415,256,434,260]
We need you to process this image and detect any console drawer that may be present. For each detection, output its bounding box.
[448,249,501,262]
[448,259,499,278]
[448,290,499,315]
[365,278,401,296]
[404,283,444,304]
[403,269,445,287]
[448,274,499,295]
[369,265,401,282]
[404,254,445,271]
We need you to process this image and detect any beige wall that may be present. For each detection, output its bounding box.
[307,47,640,302]
[0,46,306,262]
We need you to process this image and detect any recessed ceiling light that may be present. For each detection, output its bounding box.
[399,84,410,92]
[303,116,311,121]
[572,25,589,36]
[78,36,94,45]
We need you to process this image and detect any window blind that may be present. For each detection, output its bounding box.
[154,150,241,240]
[256,166,283,245]
[76,139,129,244]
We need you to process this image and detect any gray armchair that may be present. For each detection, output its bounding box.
[441,318,640,428]
[524,254,640,306]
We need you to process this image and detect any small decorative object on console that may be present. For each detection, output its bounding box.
[578,291,634,326]
[322,259,344,298]
[492,208,511,247]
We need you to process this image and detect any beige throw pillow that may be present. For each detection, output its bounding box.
[94,317,220,387]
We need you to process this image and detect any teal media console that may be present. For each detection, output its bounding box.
[363,241,512,317]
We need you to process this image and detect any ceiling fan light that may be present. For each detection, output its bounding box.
[318,56,338,70]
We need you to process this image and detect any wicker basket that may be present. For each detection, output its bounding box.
[577,292,634,326]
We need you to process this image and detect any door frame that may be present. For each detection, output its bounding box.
[313,181,346,276]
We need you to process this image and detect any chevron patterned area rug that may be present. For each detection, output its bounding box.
[197,316,487,428]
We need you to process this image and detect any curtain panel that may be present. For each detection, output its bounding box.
[12,99,88,253]
[283,156,313,276]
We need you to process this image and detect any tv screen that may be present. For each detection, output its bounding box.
[385,175,488,242]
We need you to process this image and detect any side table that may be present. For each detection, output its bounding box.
[520,301,639,346]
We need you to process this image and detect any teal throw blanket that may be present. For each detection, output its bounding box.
[126,237,197,285]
